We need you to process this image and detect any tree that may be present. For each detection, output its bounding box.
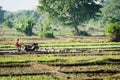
[37,0,102,35]
[15,18,36,36]
[102,0,120,21]
[37,13,55,38]
[105,22,120,42]
[3,20,13,29]
[0,6,5,23]
[4,11,14,20]
[102,0,120,41]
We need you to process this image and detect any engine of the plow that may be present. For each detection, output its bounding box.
[20,43,39,52]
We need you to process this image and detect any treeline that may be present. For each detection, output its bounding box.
[0,0,120,41]
[0,9,57,38]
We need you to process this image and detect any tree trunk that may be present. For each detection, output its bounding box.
[110,35,120,42]
[116,36,120,42]
[73,26,80,36]
[25,29,32,36]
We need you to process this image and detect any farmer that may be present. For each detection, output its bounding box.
[15,39,21,51]
[15,39,20,47]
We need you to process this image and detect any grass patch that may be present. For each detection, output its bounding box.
[0,75,63,80]
[0,42,120,50]
[0,54,120,64]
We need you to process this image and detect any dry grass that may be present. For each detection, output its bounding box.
[0,30,120,80]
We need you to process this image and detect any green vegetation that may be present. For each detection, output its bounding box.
[0,54,120,64]
[0,0,119,42]
[0,35,119,79]
[0,0,120,79]
[0,53,120,80]
[102,0,120,22]
[39,31,55,38]
[3,10,39,36]
[0,75,62,80]
[3,20,13,29]
[102,0,120,42]
[15,18,36,36]
[0,0,119,41]
[0,6,5,23]
[38,13,55,38]
[37,0,102,36]
[0,42,120,50]
[105,22,120,42]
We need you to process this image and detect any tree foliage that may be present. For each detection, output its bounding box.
[0,6,5,23]
[3,20,13,29]
[15,18,36,36]
[102,0,120,41]
[105,22,120,42]
[39,31,55,38]
[37,13,55,38]
[102,0,120,23]
[105,22,120,36]
[3,10,39,30]
[37,0,102,35]
[4,11,14,20]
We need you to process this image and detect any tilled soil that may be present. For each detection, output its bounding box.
[0,62,120,80]
[0,50,120,80]
[0,63,58,76]
[48,61,120,66]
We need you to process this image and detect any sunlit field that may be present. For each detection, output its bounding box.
[0,30,120,80]
[0,0,120,79]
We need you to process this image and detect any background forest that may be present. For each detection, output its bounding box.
[0,0,119,41]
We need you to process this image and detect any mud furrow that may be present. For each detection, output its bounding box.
[0,72,55,76]
[48,62,120,66]
[59,70,120,74]
[0,63,31,68]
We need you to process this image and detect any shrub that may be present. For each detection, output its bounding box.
[79,31,90,36]
[105,22,120,42]
[39,31,55,38]
[15,18,35,36]
[71,30,90,36]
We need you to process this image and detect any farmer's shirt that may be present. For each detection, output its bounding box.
[15,41,19,47]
